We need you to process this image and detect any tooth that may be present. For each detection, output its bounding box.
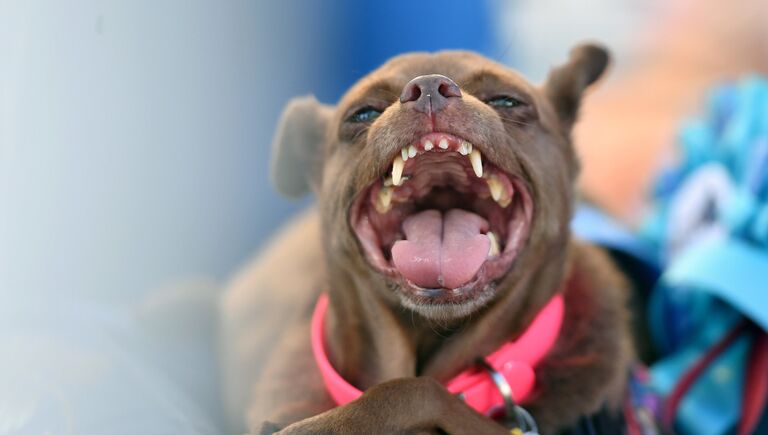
[375,188,392,213]
[499,196,512,208]
[487,231,500,257]
[392,155,405,186]
[385,175,409,187]
[401,147,409,161]
[424,140,434,151]
[459,141,472,156]
[487,175,503,202]
[438,138,449,149]
[408,145,417,158]
[469,149,483,177]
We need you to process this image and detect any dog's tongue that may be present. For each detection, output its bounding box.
[391,209,490,289]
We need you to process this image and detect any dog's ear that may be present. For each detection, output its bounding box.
[545,43,610,131]
[270,95,334,198]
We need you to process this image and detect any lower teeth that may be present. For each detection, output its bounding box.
[487,231,500,257]
[375,188,393,213]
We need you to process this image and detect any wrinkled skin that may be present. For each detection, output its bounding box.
[220,44,632,435]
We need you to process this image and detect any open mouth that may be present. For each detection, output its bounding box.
[351,132,533,306]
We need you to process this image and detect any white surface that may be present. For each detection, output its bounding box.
[0,1,317,306]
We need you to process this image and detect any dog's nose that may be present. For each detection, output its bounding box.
[400,74,462,113]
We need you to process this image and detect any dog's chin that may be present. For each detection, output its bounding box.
[394,281,499,321]
[350,132,533,321]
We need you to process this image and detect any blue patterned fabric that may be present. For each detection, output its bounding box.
[640,77,768,435]
[571,77,768,435]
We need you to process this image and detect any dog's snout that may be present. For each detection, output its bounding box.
[399,74,462,113]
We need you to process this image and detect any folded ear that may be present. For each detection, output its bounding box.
[545,43,610,131]
[270,96,334,198]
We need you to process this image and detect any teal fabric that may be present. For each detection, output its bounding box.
[664,238,768,331]
[650,329,750,435]
[641,77,768,434]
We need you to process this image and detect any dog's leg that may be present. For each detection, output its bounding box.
[262,377,508,435]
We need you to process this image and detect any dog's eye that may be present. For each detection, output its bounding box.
[486,95,524,108]
[347,106,382,123]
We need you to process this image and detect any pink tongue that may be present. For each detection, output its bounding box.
[391,209,490,289]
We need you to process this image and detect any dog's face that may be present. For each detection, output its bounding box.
[272,44,609,320]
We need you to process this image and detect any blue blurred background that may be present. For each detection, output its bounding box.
[0,1,665,433]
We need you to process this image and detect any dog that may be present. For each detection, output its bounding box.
[221,43,632,434]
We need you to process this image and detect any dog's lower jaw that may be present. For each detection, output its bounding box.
[395,282,498,321]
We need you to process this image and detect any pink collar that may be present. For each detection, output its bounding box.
[311,293,564,415]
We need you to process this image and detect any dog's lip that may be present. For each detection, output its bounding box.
[396,264,495,304]
[349,131,533,306]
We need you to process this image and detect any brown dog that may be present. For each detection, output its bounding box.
[221,43,631,434]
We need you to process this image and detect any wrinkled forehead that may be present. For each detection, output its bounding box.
[338,51,534,107]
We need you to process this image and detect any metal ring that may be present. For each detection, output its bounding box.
[476,358,517,421]
[511,404,539,434]
[476,358,539,434]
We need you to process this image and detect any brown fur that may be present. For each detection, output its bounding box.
[220,44,631,434]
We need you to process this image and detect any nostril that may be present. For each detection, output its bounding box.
[438,81,461,99]
[411,85,422,102]
[400,83,422,104]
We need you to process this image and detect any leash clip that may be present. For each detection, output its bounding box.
[476,358,539,435]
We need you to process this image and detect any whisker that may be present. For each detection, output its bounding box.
[494,40,516,66]
[351,125,371,143]
[495,116,533,127]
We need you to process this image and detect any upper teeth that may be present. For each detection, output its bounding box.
[485,173,512,208]
[458,141,472,156]
[383,140,492,213]
[469,149,483,177]
[391,140,484,184]
[487,174,503,201]
[498,194,512,208]
[392,155,405,186]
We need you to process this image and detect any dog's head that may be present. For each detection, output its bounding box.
[271,44,609,320]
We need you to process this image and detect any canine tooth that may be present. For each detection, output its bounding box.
[375,188,393,213]
[408,145,417,158]
[487,175,503,202]
[487,231,500,257]
[438,138,449,149]
[392,155,405,186]
[469,149,483,177]
[383,176,394,187]
[401,147,409,161]
[424,140,434,151]
[459,141,472,156]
